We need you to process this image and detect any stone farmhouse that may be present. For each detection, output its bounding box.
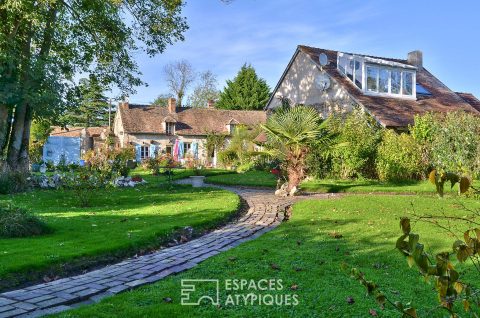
[113,99,266,165]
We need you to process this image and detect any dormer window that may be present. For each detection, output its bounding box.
[165,122,175,135]
[226,119,239,135]
[229,124,236,134]
[337,52,416,99]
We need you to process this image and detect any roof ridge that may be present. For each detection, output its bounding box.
[298,44,408,63]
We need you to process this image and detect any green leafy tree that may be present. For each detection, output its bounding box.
[261,106,327,193]
[29,120,53,163]
[217,64,270,110]
[0,0,188,170]
[62,77,111,127]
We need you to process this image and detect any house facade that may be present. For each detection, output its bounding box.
[113,99,266,165]
[267,45,480,128]
[43,126,109,164]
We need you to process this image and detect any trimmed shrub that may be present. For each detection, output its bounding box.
[376,130,426,181]
[0,205,50,238]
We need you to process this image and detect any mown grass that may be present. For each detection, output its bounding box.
[205,170,277,188]
[55,195,480,318]
[205,170,480,195]
[0,169,240,290]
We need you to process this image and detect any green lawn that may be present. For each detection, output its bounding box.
[55,195,480,318]
[205,170,277,188]
[205,170,479,195]
[0,170,240,290]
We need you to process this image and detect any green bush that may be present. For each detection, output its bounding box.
[0,167,30,194]
[376,130,426,181]
[0,205,50,238]
[217,149,239,167]
[324,109,382,179]
[410,111,480,178]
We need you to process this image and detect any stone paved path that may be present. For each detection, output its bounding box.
[0,182,336,318]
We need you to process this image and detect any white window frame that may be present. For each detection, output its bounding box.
[166,122,175,135]
[183,142,191,154]
[140,145,150,160]
[337,53,417,99]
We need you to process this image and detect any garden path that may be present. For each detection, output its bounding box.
[0,181,337,318]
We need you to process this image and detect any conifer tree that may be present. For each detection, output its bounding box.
[217,64,270,110]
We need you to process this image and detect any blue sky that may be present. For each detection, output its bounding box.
[127,0,480,104]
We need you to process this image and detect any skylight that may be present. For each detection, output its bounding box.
[416,83,432,95]
[337,52,417,99]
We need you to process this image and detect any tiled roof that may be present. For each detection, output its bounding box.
[456,92,480,112]
[119,104,267,135]
[50,126,107,138]
[295,45,479,127]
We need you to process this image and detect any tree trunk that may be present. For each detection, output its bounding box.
[0,105,10,155]
[286,150,307,193]
[18,105,32,170]
[6,103,27,168]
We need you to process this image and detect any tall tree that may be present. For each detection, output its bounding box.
[188,71,219,107]
[216,64,270,110]
[0,0,188,170]
[163,60,195,107]
[62,77,111,127]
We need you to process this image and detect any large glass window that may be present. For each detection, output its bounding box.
[354,60,362,89]
[391,70,401,94]
[338,55,347,74]
[379,69,389,93]
[403,72,413,95]
[346,60,354,81]
[366,67,378,92]
[337,53,415,98]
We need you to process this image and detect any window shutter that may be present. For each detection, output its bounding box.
[135,144,141,162]
[149,144,156,158]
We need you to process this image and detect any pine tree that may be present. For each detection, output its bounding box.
[216,64,270,110]
[62,78,112,127]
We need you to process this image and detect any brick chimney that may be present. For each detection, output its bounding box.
[407,50,423,69]
[207,99,215,109]
[167,98,176,113]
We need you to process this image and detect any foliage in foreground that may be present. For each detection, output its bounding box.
[395,217,480,316]
[0,204,49,238]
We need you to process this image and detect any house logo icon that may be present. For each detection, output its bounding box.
[181,279,220,306]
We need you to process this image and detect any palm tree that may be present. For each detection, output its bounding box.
[261,106,328,193]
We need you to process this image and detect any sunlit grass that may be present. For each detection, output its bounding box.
[56,195,480,318]
[0,169,240,290]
